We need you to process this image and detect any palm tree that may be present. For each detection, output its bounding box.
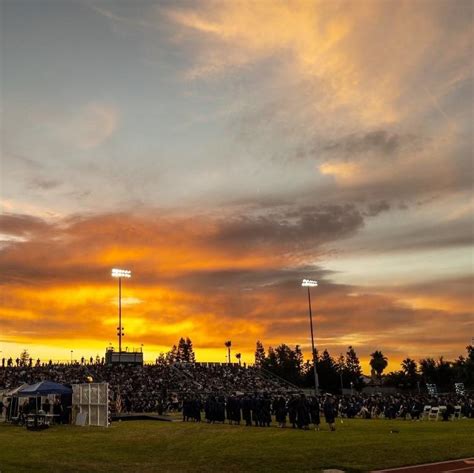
[235,353,242,366]
[370,350,388,378]
[401,358,419,388]
[401,358,418,377]
[225,340,232,363]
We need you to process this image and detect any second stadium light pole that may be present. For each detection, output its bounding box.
[111,268,131,359]
[302,279,319,395]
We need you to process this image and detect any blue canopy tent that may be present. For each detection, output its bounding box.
[17,381,72,396]
[14,381,73,428]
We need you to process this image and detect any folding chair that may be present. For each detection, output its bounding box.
[428,406,439,421]
[436,406,447,421]
[452,406,462,420]
[422,405,431,420]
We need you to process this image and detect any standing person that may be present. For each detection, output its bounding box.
[226,395,234,424]
[195,397,202,422]
[274,396,287,428]
[53,398,63,424]
[255,396,264,427]
[251,394,260,427]
[296,393,310,430]
[232,394,242,425]
[4,399,11,422]
[204,395,214,423]
[323,394,336,432]
[242,395,252,426]
[288,395,298,429]
[42,398,51,414]
[216,396,226,423]
[182,397,190,422]
[262,393,272,427]
[309,396,321,431]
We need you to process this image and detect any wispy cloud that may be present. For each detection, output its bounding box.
[68,102,120,150]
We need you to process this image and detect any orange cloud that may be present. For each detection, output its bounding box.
[0,210,471,371]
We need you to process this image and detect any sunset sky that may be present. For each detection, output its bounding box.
[1,0,473,371]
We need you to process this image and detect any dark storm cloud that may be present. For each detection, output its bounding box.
[0,205,363,286]
[213,204,364,248]
[363,201,391,217]
[165,266,332,293]
[322,130,420,156]
[0,213,49,237]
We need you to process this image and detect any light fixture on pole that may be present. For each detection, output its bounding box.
[301,278,319,395]
[111,268,131,359]
[225,340,232,364]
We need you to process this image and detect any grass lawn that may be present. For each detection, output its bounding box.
[0,419,473,473]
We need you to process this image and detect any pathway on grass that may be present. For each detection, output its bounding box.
[372,458,474,473]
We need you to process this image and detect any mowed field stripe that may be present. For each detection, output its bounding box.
[372,458,474,473]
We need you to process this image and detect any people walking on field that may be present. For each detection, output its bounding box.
[324,394,336,431]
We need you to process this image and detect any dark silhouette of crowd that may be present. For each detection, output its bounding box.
[1,361,472,427]
[178,390,472,431]
[180,392,338,431]
[0,360,292,414]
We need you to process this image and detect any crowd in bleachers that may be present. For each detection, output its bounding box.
[1,360,472,425]
[0,360,291,413]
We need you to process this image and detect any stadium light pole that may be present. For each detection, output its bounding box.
[111,268,131,359]
[302,279,320,396]
[225,340,232,364]
[339,353,344,395]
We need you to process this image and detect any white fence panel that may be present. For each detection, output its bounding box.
[72,383,109,427]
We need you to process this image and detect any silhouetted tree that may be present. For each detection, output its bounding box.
[175,337,196,362]
[336,353,346,392]
[19,349,30,367]
[370,350,388,379]
[346,346,364,389]
[254,340,266,367]
[454,346,474,388]
[401,358,418,377]
[177,338,187,361]
[225,340,232,363]
[262,344,305,386]
[419,357,437,384]
[317,350,340,392]
[185,337,196,362]
[166,345,178,363]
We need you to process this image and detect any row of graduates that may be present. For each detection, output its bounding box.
[182,393,337,430]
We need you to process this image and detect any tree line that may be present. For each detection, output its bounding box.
[254,341,474,392]
[254,341,365,391]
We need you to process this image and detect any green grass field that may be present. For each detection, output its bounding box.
[0,419,473,473]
